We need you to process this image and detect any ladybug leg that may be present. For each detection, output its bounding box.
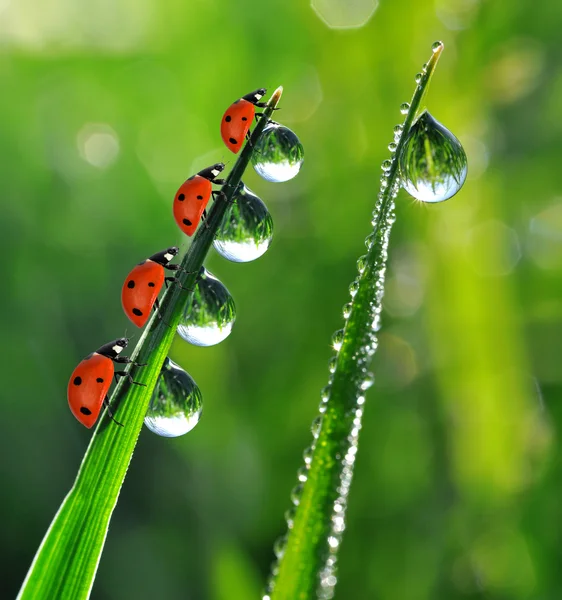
[153,298,172,328]
[165,276,194,292]
[201,209,211,230]
[115,370,146,387]
[114,356,147,367]
[103,396,124,427]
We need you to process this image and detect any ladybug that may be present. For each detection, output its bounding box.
[67,338,145,428]
[221,88,267,153]
[173,163,226,237]
[122,247,184,328]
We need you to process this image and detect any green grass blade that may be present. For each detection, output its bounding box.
[270,46,445,600]
[17,87,284,600]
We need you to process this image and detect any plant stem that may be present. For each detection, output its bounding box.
[18,87,283,600]
[271,45,443,600]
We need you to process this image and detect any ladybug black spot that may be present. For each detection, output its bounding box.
[73,376,82,386]
[197,195,203,200]
[96,377,104,383]
[80,407,92,416]
[225,115,232,122]
[178,193,185,201]
[132,308,143,316]
[242,117,248,121]
[183,218,192,226]
[127,280,135,289]
[229,137,238,145]
[148,282,155,287]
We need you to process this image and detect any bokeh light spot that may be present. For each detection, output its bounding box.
[77,123,120,169]
[465,220,521,277]
[311,0,378,29]
[529,200,562,270]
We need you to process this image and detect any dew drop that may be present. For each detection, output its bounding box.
[400,102,410,115]
[285,506,296,528]
[381,159,392,172]
[399,110,467,203]
[177,268,235,347]
[291,483,304,506]
[320,386,331,402]
[360,372,375,390]
[364,232,375,249]
[297,466,309,482]
[273,534,288,558]
[303,445,315,465]
[356,255,367,274]
[342,302,353,319]
[349,280,360,298]
[213,183,274,262]
[432,40,444,52]
[144,358,203,437]
[332,329,345,351]
[252,122,304,182]
[415,72,423,83]
[328,356,337,373]
[388,142,397,152]
[311,415,323,438]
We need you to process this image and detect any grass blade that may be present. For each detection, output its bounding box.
[18,87,284,600]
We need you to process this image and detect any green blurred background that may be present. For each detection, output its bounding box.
[2,0,561,598]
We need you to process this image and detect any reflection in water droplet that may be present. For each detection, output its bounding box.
[291,483,304,505]
[144,358,203,437]
[432,40,444,52]
[328,356,337,373]
[274,534,288,559]
[399,110,467,203]
[332,329,344,351]
[415,72,423,83]
[381,159,392,172]
[311,416,323,438]
[357,254,368,274]
[342,302,352,319]
[213,183,274,262]
[349,280,360,297]
[177,268,236,346]
[388,142,397,152]
[252,122,304,182]
[400,102,410,114]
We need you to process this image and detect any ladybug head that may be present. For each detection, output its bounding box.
[242,88,266,104]
[113,338,128,353]
[198,163,225,182]
[149,247,179,266]
[164,247,179,262]
[96,337,129,359]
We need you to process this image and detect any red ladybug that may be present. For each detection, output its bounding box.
[67,338,145,428]
[173,164,225,236]
[122,247,183,328]
[221,88,267,153]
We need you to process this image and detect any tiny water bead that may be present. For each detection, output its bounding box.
[415,72,423,84]
[177,268,236,347]
[342,302,353,319]
[388,142,397,152]
[332,329,345,351]
[399,110,468,203]
[328,356,337,373]
[144,358,203,437]
[252,122,304,182]
[381,159,392,172]
[213,183,274,262]
[400,102,410,114]
[432,40,444,52]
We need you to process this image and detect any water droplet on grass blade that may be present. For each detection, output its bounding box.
[213,183,273,262]
[144,358,202,437]
[400,102,410,114]
[252,123,304,182]
[399,110,467,203]
[177,268,235,346]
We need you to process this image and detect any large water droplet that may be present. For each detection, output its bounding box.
[144,358,203,437]
[400,102,410,115]
[177,268,236,346]
[252,123,304,182]
[213,183,274,262]
[399,110,467,203]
